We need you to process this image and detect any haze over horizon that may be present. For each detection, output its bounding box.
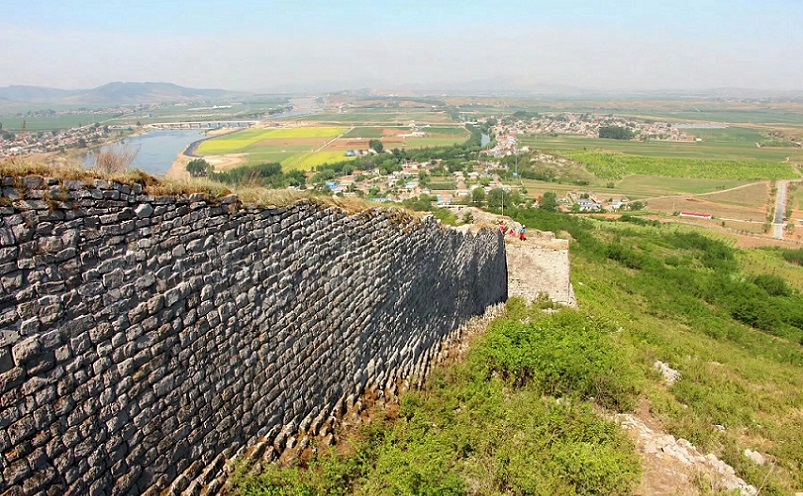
[2,0,802,94]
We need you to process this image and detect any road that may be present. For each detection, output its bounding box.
[772,180,788,239]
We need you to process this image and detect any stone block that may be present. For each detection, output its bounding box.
[11,336,40,366]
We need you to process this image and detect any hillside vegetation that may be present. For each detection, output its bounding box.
[232,210,803,495]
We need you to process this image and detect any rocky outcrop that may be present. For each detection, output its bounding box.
[0,176,507,495]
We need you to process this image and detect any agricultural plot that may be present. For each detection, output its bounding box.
[646,196,768,222]
[519,131,803,163]
[561,151,797,181]
[197,122,469,171]
[0,112,122,131]
[196,126,346,155]
[281,151,356,171]
[284,109,455,124]
[614,175,748,196]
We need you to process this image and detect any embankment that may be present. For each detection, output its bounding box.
[0,176,507,495]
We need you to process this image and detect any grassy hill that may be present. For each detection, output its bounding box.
[229,210,803,495]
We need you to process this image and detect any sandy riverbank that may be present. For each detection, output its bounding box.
[165,127,249,179]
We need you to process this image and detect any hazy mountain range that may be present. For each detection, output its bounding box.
[1,81,802,106]
[0,82,233,105]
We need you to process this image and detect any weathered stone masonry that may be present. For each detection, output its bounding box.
[0,176,507,495]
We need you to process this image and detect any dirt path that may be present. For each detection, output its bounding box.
[614,400,758,496]
[315,126,354,152]
[773,180,788,239]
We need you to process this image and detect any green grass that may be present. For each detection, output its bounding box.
[509,209,803,493]
[231,303,641,496]
[561,151,797,181]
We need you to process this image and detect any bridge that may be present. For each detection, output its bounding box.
[146,120,260,130]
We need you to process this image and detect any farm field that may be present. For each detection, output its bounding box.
[516,176,748,201]
[196,123,469,171]
[283,108,456,124]
[558,151,797,181]
[0,112,123,131]
[196,126,346,156]
[518,130,803,163]
[699,181,771,209]
[646,196,768,222]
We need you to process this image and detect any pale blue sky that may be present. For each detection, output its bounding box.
[1,0,801,92]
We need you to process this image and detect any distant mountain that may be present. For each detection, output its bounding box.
[0,85,78,102]
[0,82,237,105]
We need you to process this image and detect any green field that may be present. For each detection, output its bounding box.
[284,109,455,124]
[281,151,356,171]
[421,125,469,135]
[518,129,803,163]
[196,127,345,155]
[518,175,749,202]
[342,126,386,138]
[197,122,468,171]
[560,151,797,181]
[0,112,123,131]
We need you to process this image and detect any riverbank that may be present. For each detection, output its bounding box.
[166,127,247,179]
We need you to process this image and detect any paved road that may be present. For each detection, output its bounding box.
[773,180,788,239]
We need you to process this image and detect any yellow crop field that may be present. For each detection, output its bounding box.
[282,151,355,171]
[261,127,346,139]
[197,126,347,155]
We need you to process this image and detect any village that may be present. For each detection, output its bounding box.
[310,156,635,213]
[0,124,113,157]
[488,112,699,143]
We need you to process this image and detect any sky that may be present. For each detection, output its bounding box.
[1,0,802,93]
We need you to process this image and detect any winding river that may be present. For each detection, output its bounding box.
[83,98,323,175]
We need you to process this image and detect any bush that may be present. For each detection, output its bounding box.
[479,310,639,411]
[90,144,138,174]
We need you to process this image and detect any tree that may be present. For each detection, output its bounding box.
[285,169,306,187]
[629,201,646,211]
[487,188,504,208]
[186,158,213,177]
[539,191,558,211]
[598,126,634,140]
[472,187,486,206]
[369,139,384,154]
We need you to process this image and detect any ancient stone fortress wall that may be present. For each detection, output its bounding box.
[0,175,507,495]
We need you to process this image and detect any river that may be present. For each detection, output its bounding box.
[83,98,323,175]
[83,129,208,175]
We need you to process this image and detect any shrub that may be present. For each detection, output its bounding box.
[90,144,138,174]
[479,310,639,411]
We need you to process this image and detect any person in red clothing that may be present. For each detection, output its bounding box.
[519,224,526,241]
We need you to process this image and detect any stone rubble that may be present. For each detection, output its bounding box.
[654,360,682,386]
[617,413,758,496]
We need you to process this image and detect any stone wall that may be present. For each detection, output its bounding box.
[0,176,507,495]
